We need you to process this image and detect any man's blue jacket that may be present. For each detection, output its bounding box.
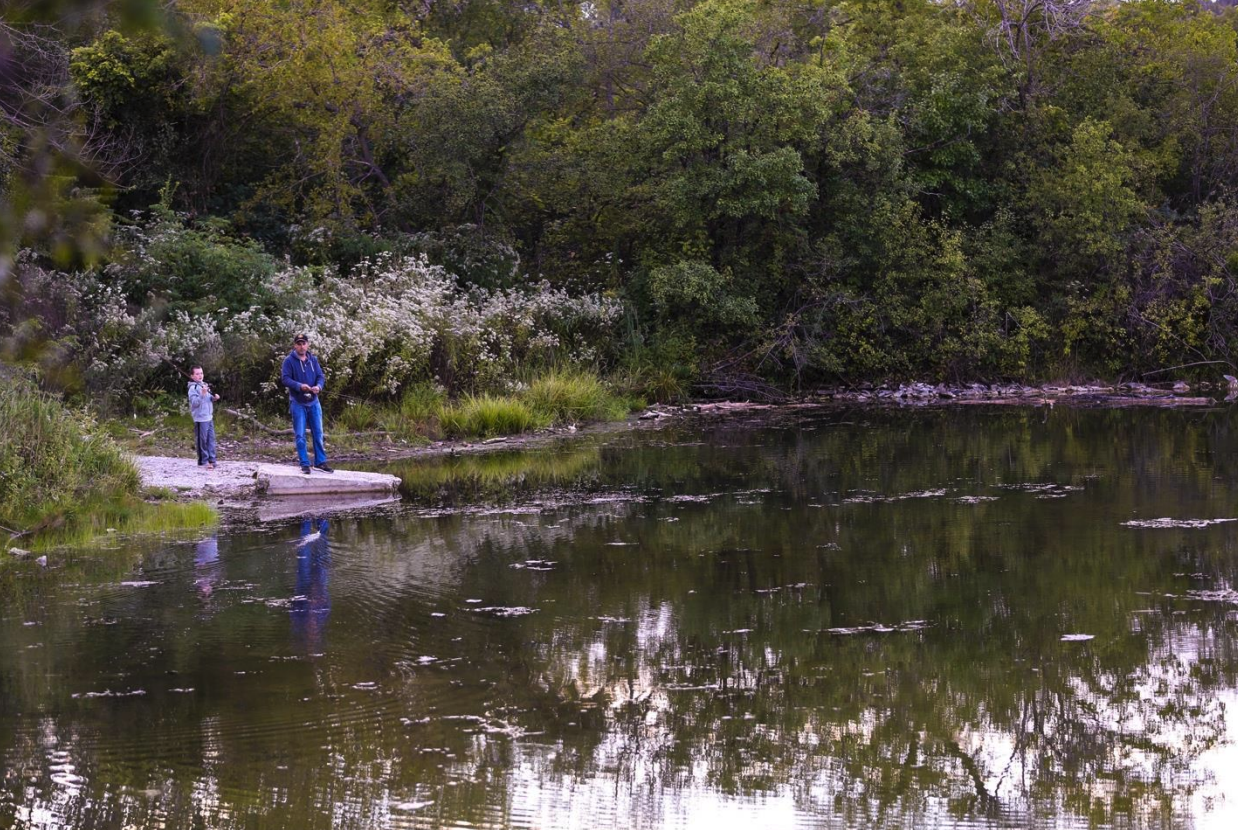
[281,351,326,405]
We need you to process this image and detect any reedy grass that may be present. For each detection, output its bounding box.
[380,383,445,440]
[336,400,380,432]
[338,372,636,441]
[438,394,550,439]
[520,369,633,423]
[434,370,636,439]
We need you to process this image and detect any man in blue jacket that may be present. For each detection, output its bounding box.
[281,334,334,474]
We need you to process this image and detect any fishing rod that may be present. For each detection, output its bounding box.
[159,354,219,398]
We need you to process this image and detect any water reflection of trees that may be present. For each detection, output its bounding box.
[454,407,1238,826]
[4,408,1238,827]
[502,540,1234,826]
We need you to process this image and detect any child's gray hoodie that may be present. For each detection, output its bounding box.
[188,382,215,423]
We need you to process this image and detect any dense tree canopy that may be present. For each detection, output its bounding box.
[6,0,1238,399]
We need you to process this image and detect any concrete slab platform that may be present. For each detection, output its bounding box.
[134,456,401,499]
[255,463,401,496]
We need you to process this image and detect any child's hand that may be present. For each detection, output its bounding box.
[212,394,220,401]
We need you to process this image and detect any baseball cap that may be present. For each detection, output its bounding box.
[293,333,308,343]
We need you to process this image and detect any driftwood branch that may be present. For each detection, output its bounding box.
[1142,360,1236,377]
[694,372,789,403]
[222,408,391,439]
[2,522,31,540]
[223,408,293,435]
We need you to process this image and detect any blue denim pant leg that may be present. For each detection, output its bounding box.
[291,399,328,466]
[194,421,216,464]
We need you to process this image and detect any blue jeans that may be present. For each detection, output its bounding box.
[290,399,327,466]
[194,421,216,464]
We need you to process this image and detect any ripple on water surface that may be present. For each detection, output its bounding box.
[6,408,1238,829]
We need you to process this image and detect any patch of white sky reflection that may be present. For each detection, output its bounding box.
[1168,621,1238,830]
[502,603,1238,829]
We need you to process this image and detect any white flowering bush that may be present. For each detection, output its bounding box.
[3,238,625,409]
[280,252,624,397]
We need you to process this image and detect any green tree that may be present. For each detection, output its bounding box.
[628,0,842,347]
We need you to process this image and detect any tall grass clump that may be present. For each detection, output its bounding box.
[379,383,446,440]
[438,394,549,439]
[0,372,138,530]
[521,370,632,424]
[0,372,214,542]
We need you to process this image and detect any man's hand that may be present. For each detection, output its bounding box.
[311,386,321,395]
[300,383,311,392]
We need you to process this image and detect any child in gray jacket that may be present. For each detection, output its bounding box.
[188,366,220,468]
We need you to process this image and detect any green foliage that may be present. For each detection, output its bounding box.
[397,25,586,230]
[1026,118,1147,271]
[12,0,1238,388]
[646,260,759,340]
[632,0,838,302]
[69,30,184,129]
[438,393,550,439]
[121,211,280,315]
[521,369,630,424]
[0,370,143,534]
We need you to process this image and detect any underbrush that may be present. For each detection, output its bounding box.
[0,372,216,545]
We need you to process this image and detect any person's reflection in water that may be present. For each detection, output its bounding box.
[194,534,222,601]
[290,518,331,654]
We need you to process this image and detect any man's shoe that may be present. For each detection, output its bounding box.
[314,463,335,473]
[301,465,312,474]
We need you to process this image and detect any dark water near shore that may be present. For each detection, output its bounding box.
[4,406,1238,829]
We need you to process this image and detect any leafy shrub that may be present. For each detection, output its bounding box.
[3,215,624,409]
[646,260,760,343]
[117,210,281,316]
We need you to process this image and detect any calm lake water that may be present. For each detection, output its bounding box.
[4,406,1238,829]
